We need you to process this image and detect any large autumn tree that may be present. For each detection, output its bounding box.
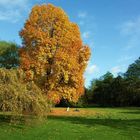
[19,4,91,103]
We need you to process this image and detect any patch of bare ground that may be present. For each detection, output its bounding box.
[49,108,105,117]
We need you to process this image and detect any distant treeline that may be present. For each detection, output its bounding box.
[57,57,140,107]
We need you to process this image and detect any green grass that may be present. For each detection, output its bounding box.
[0,107,140,140]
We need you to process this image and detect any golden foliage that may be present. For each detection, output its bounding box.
[19,4,91,103]
[0,68,49,116]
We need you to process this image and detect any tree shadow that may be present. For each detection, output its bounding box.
[0,113,47,130]
[0,114,25,129]
[48,115,140,132]
[118,107,140,111]
[120,111,140,114]
[0,114,12,123]
[0,113,42,130]
[119,108,140,114]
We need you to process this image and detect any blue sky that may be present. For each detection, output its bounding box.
[0,0,140,87]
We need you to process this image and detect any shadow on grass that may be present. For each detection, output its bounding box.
[120,111,140,114]
[48,115,140,131]
[0,114,45,129]
[120,109,140,114]
[0,114,28,128]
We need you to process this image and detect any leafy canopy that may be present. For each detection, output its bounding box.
[19,4,91,103]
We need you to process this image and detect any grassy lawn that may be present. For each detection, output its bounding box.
[0,107,140,140]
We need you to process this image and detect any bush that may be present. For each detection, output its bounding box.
[0,68,49,118]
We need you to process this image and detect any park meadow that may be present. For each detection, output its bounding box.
[0,107,140,140]
[0,2,140,140]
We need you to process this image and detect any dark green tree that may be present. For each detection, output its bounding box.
[125,57,140,106]
[125,57,140,78]
[91,72,114,106]
[0,41,19,69]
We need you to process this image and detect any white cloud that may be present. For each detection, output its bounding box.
[120,17,140,36]
[85,64,99,75]
[117,55,133,63]
[111,66,121,75]
[111,65,126,76]
[82,31,90,39]
[79,21,85,26]
[124,37,140,50]
[78,11,87,18]
[0,0,30,23]
[120,16,140,50]
[0,10,20,22]
[0,0,28,8]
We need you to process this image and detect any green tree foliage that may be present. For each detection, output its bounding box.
[87,57,140,107]
[125,57,140,78]
[89,75,131,107]
[125,57,140,106]
[91,72,114,106]
[100,71,114,81]
[0,41,19,69]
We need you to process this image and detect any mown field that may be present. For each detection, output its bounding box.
[0,107,140,140]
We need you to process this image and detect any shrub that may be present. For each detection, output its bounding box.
[0,68,49,119]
